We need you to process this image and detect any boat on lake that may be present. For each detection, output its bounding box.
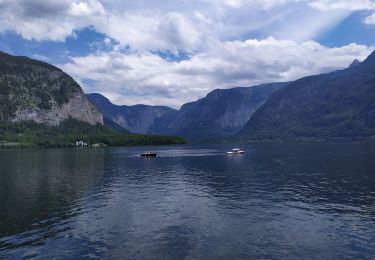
[141,152,157,157]
[226,148,245,155]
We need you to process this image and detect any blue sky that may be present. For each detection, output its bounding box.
[0,0,374,108]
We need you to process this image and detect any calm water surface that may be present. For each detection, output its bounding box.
[0,143,374,259]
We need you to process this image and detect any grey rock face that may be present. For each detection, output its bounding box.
[0,51,103,126]
[88,83,287,139]
[239,50,375,139]
[13,93,103,125]
[154,82,288,139]
[86,93,176,134]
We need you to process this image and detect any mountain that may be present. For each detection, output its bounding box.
[86,93,177,134]
[239,51,375,140]
[103,117,131,133]
[0,51,103,125]
[349,59,361,68]
[0,51,186,147]
[88,83,287,140]
[154,83,288,139]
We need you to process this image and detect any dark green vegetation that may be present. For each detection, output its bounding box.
[0,51,184,148]
[4,48,375,144]
[239,51,375,140]
[0,119,186,148]
[0,51,81,120]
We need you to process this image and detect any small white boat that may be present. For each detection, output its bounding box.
[226,148,245,155]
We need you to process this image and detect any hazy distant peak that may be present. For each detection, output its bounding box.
[364,50,375,63]
[86,93,112,104]
[349,59,361,68]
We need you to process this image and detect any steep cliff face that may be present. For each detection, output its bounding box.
[0,51,103,125]
[88,83,287,139]
[86,93,176,134]
[154,83,288,139]
[239,50,375,139]
[13,93,103,126]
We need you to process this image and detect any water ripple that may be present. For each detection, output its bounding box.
[0,143,374,259]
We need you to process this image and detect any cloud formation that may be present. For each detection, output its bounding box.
[1,0,374,45]
[0,0,105,41]
[62,38,373,108]
[308,0,375,24]
[0,0,374,107]
[309,0,375,11]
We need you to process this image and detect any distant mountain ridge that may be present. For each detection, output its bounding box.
[86,93,177,134]
[239,50,375,139]
[154,83,288,139]
[0,50,286,139]
[349,59,361,68]
[88,82,287,139]
[0,51,103,125]
[7,48,373,142]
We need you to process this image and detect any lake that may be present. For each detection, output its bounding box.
[0,142,374,259]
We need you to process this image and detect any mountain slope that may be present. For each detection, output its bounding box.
[0,51,103,125]
[155,83,288,139]
[103,117,131,133]
[88,83,287,139]
[239,51,375,139]
[86,93,177,134]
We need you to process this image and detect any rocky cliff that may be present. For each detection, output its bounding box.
[86,93,176,134]
[0,51,103,125]
[88,83,287,139]
[239,51,375,139]
[154,82,288,139]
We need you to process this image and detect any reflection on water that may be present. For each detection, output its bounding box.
[0,142,374,259]
[0,149,106,252]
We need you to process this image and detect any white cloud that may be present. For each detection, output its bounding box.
[1,0,374,108]
[364,12,375,24]
[95,11,203,53]
[69,0,105,16]
[61,38,373,108]
[308,0,375,11]
[308,0,375,24]
[1,0,372,47]
[0,0,105,41]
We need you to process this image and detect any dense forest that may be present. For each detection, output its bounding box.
[0,119,186,148]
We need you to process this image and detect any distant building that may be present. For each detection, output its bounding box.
[75,140,88,147]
